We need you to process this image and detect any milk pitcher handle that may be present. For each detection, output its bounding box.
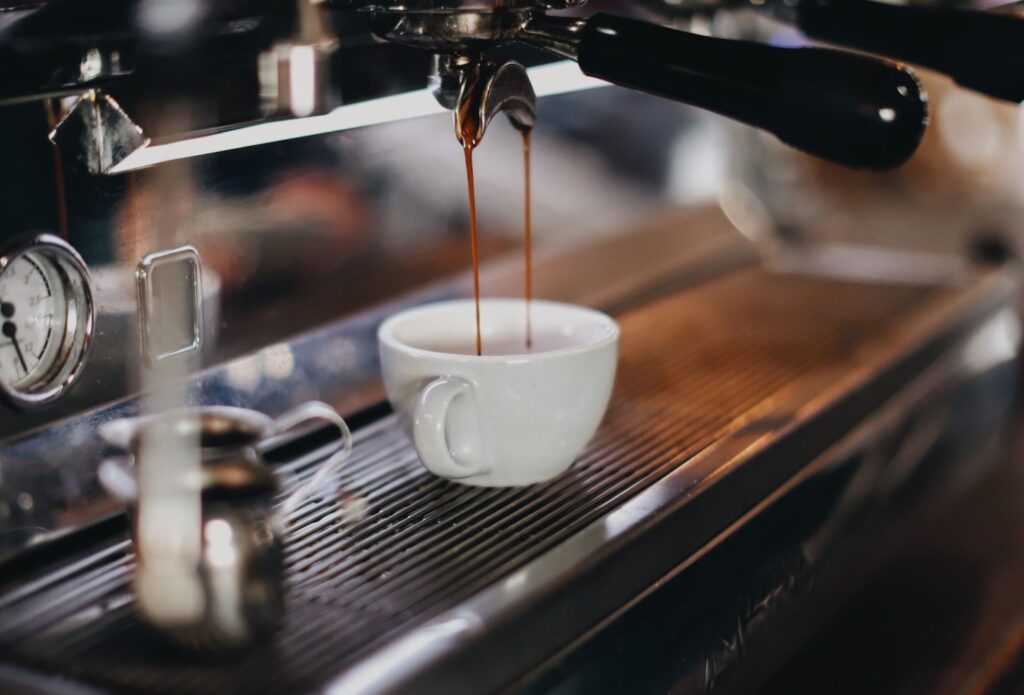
[275,401,353,518]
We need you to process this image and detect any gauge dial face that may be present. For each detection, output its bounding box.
[0,236,93,408]
[0,253,68,390]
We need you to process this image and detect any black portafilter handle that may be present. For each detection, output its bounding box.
[786,0,1024,104]
[529,13,927,169]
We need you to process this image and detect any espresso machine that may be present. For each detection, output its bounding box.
[0,0,1023,692]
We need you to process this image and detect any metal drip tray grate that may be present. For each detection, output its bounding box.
[0,268,942,694]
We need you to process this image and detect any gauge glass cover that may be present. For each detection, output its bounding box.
[0,236,93,408]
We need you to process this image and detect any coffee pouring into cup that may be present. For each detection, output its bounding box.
[379,298,618,487]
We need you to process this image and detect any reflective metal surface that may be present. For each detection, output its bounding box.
[49,92,149,176]
[103,405,282,652]
[325,269,1016,695]
[0,261,1013,694]
[330,0,584,15]
[109,61,598,173]
[518,314,1018,694]
[0,209,749,562]
[98,402,352,652]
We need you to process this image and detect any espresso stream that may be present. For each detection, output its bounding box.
[522,130,533,350]
[464,144,483,356]
[460,112,484,357]
[459,99,533,357]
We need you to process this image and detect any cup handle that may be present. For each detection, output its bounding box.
[414,376,487,480]
[272,401,353,518]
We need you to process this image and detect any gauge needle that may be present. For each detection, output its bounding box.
[2,321,28,373]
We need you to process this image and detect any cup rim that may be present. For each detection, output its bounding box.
[378,298,619,362]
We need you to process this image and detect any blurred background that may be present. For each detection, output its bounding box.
[1,0,1024,692]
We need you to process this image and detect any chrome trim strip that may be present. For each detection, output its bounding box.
[107,62,606,173]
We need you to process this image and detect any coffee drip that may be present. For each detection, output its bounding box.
[457,85,533,357]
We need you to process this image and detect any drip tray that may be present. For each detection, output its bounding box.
[0,266,1000,695]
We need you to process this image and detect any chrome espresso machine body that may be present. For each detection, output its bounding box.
[0,0,1023,693]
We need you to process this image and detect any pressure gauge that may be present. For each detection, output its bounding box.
[0,235,94,409]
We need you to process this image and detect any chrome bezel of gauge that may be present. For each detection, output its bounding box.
[0,234,95,409]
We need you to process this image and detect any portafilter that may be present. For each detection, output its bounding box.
[326,0,929,169]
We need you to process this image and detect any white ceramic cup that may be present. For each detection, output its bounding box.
[378,298,619,487]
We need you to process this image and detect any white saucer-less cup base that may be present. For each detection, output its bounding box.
[378,299,620,487]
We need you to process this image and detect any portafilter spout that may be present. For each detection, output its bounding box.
[432,55,537,147]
